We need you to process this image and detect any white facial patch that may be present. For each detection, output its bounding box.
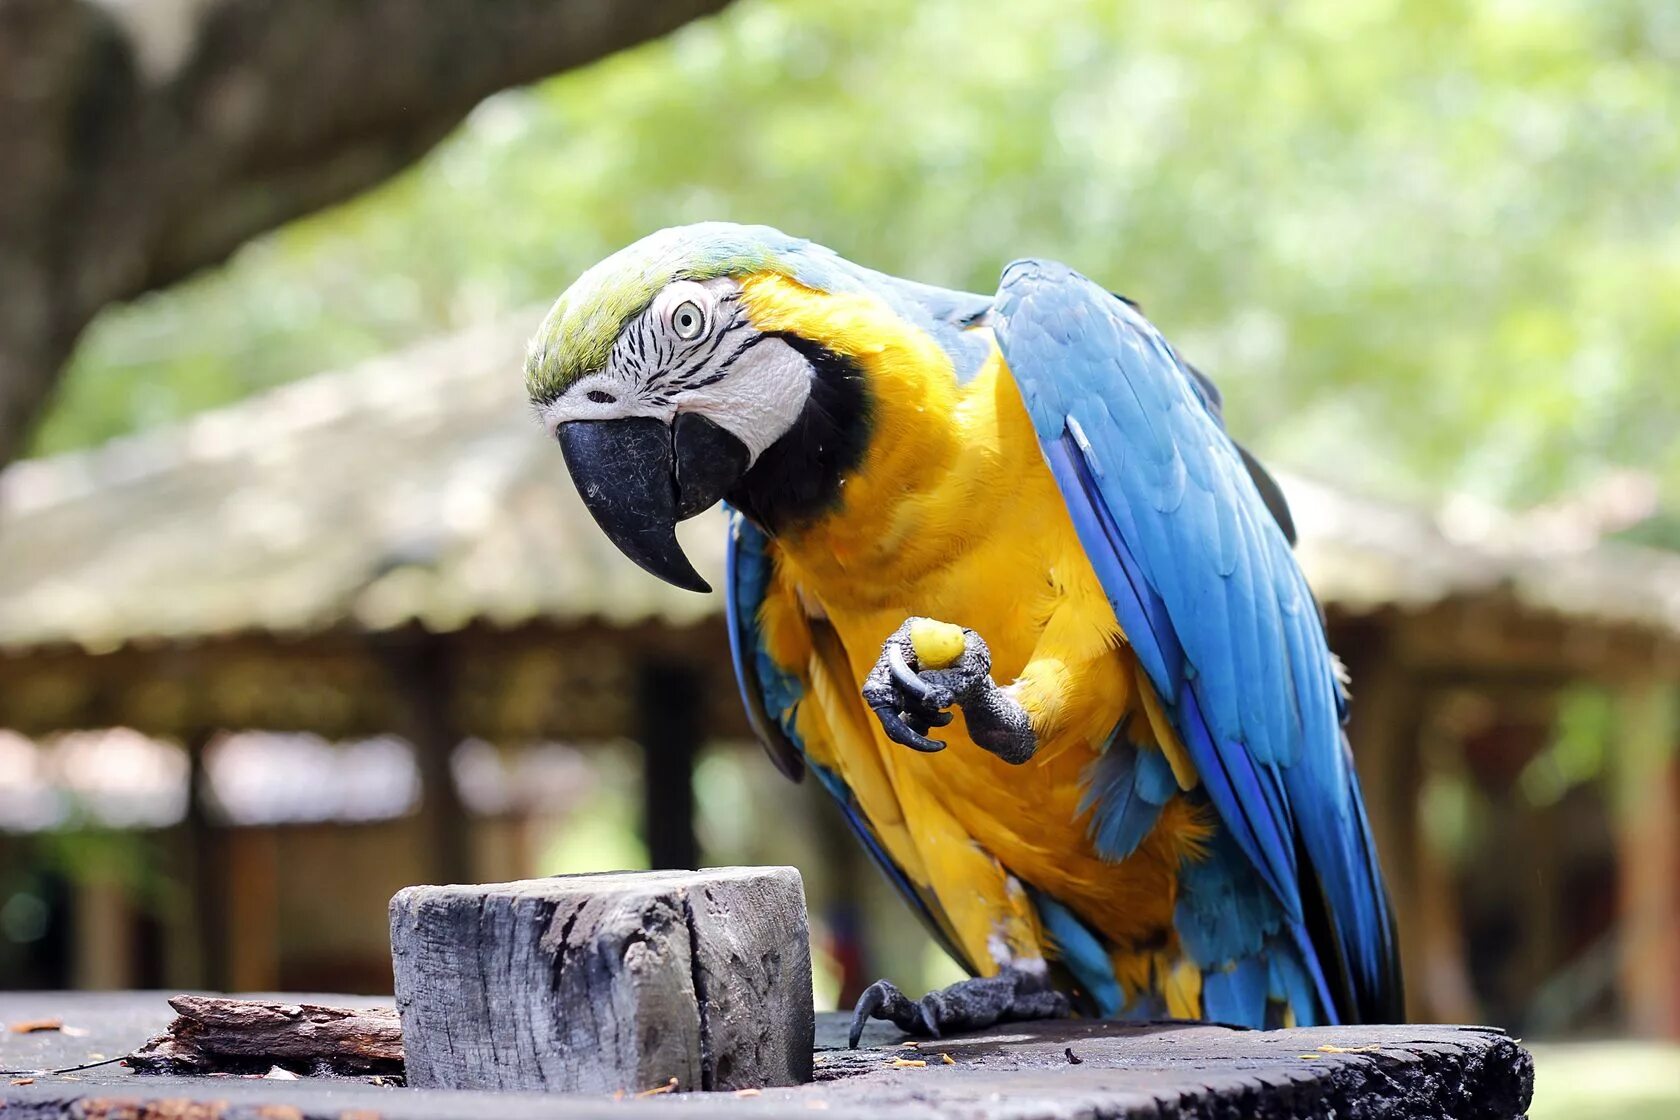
[673,336,811,463]
[539,276,814,465]
[539,365,664,436]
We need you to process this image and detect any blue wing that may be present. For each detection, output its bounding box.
[725,510,974,971]
[724,509,806,783]
[991,260,1402,1025]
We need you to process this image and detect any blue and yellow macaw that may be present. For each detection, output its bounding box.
[525,223,1402,1042]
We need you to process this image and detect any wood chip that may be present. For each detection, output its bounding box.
[126,995,402,1076]
[636,1077,678,1097]
[10,1078,35,1086]
[263,1065,299,1080]
[8,1019,63,1034]
[890,1057,927,1068]
[1316,1043,1384,1054]
[734,1087,762,1097]
[898,1040,920,1049]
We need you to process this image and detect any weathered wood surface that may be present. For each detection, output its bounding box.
[0,992,1533,1119]
[125,995,401,1076]
[389,867,814,1093]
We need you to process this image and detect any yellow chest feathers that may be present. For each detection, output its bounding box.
[742,273,1208,964]
[738,270,1115,695]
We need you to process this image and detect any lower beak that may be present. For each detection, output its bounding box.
[556,414,749,594]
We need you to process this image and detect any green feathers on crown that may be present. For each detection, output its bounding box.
[524,223,816,403]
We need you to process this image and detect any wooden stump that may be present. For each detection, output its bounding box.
[388,867,813,1094]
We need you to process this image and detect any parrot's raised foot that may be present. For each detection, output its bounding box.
[862,617,1036,763]
[846,968,1071,1048]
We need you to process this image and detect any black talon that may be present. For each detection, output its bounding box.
[849,968,1071,1048]
[887,643,950,708]
[916,1002,941,1039]
[848,979,921,1048]
[901,703,955,737]
[872,705,946,752]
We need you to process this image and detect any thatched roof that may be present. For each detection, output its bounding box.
[1,313,1676,659]
[0,314,719,654]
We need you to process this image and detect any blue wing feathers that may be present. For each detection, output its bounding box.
[1033,891,1124,1017]
[1047,431,1301,914]
[1079,726,1179,862]
[994,259,1401,1024]
[1202,956,1271,1028]
[1046,435,1184,694]
[726,513,806,780]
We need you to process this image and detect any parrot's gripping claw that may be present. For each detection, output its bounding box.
[847,968,1071,1048]
[862,617,1037,764]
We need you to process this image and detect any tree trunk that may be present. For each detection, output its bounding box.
[0,0,731,467]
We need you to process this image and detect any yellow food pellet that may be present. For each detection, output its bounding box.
[890,1058,928,1068]
[909,619,966,669]
[940,1053,956,1065]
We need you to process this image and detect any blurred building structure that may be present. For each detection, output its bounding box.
[0,316,1676,1036]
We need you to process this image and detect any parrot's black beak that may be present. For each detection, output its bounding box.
[556,414,750,594]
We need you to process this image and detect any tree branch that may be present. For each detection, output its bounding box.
[0,0,732,467]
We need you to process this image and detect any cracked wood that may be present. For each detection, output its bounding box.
[388,867,813,1094]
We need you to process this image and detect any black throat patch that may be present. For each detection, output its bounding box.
[726,333,872,532]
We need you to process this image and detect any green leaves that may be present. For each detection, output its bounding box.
[37,0,1680,516]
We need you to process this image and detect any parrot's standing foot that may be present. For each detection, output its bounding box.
[846,967,1071,1048]
[862,617,1036,763]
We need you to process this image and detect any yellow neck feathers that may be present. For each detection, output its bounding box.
[738,271,1030,610]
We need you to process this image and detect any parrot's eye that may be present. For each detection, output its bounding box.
[670,300,705,340]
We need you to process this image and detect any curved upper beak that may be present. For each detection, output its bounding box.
[556,414,750,594]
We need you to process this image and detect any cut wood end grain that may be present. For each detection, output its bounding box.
[390,867,814,1095]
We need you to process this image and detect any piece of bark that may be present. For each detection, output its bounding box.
[126,995,401,1076]
[389,867,814,1094]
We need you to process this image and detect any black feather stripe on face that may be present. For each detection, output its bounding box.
[726,334,871,532]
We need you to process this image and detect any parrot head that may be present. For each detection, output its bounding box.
[525,223,893,593]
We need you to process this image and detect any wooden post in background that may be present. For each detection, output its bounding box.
[71,873,133,989]
[637,661,702,871]
[181,726,227,990]
[1339,629,1429,1020]
[1612,679,1680,1039]
[383,633,473,887]
[225,828,281,992]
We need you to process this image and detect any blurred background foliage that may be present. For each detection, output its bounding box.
[34,0,1680,526]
